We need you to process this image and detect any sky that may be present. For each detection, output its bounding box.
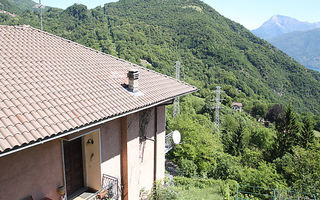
[41,0,320,30]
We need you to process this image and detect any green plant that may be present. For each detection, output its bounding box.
[149,182,178,200]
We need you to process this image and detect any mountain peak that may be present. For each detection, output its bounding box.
[252,15,320,39]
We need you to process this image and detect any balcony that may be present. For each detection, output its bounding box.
[74,174,120,200]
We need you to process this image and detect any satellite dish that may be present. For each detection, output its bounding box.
[172,130,181,144]
[165,130,181,153]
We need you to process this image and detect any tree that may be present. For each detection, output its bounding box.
[300,115,315,148]
[232,123,245,156]
[274,147,320,196]
[65,4,89,20]
[275,105,300,157]
[266,104,283,123]
[250,101,267,119]
[222,121,245,156]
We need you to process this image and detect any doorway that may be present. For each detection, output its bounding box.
[63,138,85,198]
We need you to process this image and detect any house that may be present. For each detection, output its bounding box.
[232,102,243,112]
[0,25,197,200]
[0,10,17,17]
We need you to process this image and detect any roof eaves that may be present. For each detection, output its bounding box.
[0,88,197,158]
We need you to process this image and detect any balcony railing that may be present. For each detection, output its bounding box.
[86,174,120,200]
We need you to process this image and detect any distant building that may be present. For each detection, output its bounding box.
[0,10,17,17]
[232,102,243,112]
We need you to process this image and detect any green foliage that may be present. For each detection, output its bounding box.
[173,177,237,199]
[149,182,178,200]
[212,152,241,180]
[274,146,320,196]
[64,4,89,20]
[266,104,283,123]
[240,148,264,168]
[237,162,287,189]
[300,115,315,148]
[222,122,246,156]
[249,127,275,151]
[250,101,268,119]
[275,105,301,157]
[178,159,198,178]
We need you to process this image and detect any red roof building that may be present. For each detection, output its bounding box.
[0,25,196,200]
[232,102,243,112]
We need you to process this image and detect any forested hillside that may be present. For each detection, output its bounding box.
[269,28,320,72]
[1,0,320,198]
[0,0,36,14]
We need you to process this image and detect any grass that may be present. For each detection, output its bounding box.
[175,186,223,200]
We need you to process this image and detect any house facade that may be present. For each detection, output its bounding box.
[232,102,243,112]
[0,25,196,200]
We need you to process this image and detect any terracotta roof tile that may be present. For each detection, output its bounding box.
[0,25,197,154]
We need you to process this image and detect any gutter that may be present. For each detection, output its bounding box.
[0,89,197,158]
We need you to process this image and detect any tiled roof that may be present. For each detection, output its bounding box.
[232,102,243,107]
[0,25,197,154]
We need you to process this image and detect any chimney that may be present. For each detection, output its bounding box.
[127,69,139,92]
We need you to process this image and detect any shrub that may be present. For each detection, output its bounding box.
[178,158,198,178]
[149,182,178,200]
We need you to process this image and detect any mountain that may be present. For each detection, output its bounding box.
[252,15,320,39]
[5,0,36,11]
[0,0,50,15]
[0,0,319,115]
[269,28,320,72]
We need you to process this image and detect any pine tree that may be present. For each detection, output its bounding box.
[300,116,315,148]
[231,123,244,156]
[275,105,300,157]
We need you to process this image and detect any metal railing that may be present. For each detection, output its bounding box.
[86,174,120,200]
[236,184,317,200]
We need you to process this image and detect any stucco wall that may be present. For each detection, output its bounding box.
[126,106,166,199]
[0,140,64,200]
[0,105,166,200]
[100,118,122,189]
[99,106,166,199]
[156,106,166,182]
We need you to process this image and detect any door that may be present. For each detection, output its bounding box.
[84,130,101,190]
[63,138,84,198]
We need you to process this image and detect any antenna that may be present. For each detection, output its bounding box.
[173,61,180,118]
[34,0,45,31]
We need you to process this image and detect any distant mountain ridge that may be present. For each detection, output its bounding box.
[252,15,320,39]
[269,28,320,72]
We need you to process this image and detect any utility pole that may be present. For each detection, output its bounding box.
[173,61,180,118]
[34,0,45,30]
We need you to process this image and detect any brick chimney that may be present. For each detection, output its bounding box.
[127,69,139,92]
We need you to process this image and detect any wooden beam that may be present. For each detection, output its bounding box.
[121,117,128,200]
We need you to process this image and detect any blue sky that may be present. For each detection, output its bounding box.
[41,0,320,30]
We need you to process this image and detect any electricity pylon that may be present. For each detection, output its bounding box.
[173,61,181,118]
